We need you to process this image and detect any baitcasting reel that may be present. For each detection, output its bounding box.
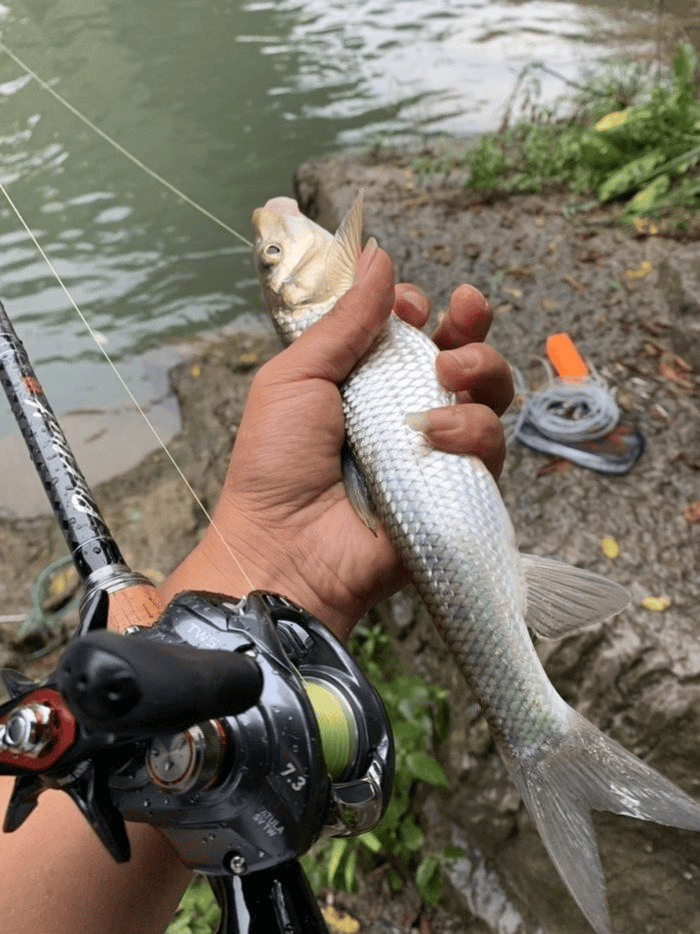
[0,589,394,932]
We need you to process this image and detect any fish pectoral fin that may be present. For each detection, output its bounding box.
[521,554,629,639]
[322,191,365,298]
[341,443,379,534]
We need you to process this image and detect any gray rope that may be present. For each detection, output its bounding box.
[507,362,620,444]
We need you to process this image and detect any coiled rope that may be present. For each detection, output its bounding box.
[507,361,620,445]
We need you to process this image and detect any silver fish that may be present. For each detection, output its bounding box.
[251,192,700,934]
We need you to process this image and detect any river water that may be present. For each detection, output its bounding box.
[0,0,696,513]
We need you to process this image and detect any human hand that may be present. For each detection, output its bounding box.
[160,246,512,637]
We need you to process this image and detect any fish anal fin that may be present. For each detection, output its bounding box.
[322,191,364,299]
[341,443,379,534]
[521,554,629,640]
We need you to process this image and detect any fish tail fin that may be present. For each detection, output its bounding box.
[506,708,700,934]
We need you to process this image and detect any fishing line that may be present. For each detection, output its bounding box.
[0,41,253,248]
[0,180,255,591]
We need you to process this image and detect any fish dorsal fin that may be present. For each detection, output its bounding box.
[521,554,629,639]
[322,191,364,299]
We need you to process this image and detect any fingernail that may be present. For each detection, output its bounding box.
[406,408,459,434]
[406,410,429,432]
[463,283,489,312]
[402,289,424,311]
[354,237,379,282]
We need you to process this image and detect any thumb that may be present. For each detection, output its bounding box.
[275,240,395,384]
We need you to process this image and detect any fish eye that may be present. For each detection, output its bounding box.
[255,241,283,271]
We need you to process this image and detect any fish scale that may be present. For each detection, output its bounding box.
[251,191,700,934]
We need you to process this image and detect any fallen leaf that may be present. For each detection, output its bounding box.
[321,905,361,934]
[682,502,700,523]
[600,537,620,559]
[672,354,694,373]
[563,274,586,291]
[640,319,671,336]
[536,457,571,476]
[577,249,603,263]
[633,217,659,236]
[642,595,672,611]
[625,260,653,279]
[641,340,665,358]
[46,565,79,605]
[188,363,201,378]
[659,355,697,391]
[504,264,533,278]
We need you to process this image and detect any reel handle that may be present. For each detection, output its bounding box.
[56,629,263,735]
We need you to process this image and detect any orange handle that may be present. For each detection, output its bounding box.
[546,333,589,382]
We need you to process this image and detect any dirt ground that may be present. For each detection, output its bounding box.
[0,147,699,934]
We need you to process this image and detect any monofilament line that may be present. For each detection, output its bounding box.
[0,181,254,591]
[0,41,253,248]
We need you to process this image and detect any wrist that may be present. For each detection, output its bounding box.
[157,517,356,641]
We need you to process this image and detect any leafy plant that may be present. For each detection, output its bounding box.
[458,43,700,217]
[166,876,220,934]
[301,623,463,906]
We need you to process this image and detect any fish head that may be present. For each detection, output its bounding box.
[251,192,364,342]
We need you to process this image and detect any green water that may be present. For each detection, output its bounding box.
[0,0,695,511]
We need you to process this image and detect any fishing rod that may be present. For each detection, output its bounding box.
[0,299,162,633]
[0,298,394,934]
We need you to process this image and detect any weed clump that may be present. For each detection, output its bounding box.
[460,44,700,217]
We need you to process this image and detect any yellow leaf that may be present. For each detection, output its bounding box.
[642,595,672,612]
[625,260,653,279]
[321,905,361,934]
[600,537,620,559]
[633,217,659,235]
[595,111,627,131]
[48,565,78,598]
[188,363,201,378]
